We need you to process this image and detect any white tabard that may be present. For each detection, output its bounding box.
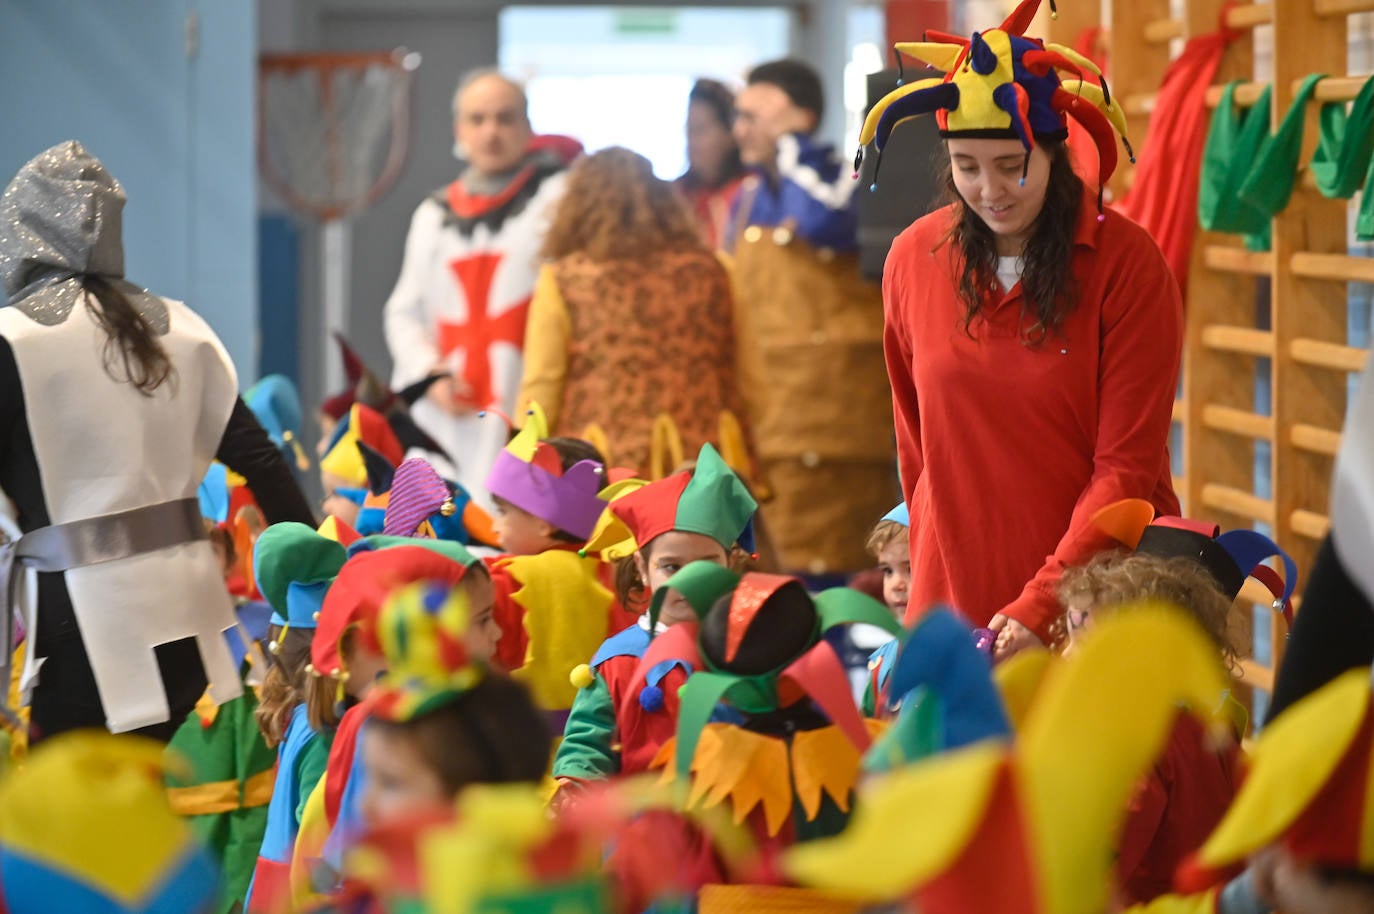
[383,172,566,510]
[0,295,242,732]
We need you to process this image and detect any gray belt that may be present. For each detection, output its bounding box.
[0,497,207,728]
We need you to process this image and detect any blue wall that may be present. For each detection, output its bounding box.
[0,0,259,378]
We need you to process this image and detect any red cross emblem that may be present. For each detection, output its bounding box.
[437,252,531,409]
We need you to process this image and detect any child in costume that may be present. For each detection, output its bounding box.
[603,563,898,912]
[289,537,497,907]
[482,404,637,721]
[359,580,551,829]
[1065,499,1297,908]
[552,443,757,792]
[163,521,277,914]
[244,522,347,913]
[1175,665,1374,914]
[0,732,221,914]
[868,503,911,620]
[784,608,1231,914]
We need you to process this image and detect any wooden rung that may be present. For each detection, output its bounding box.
[1238,658,1274,692]
[1313,76,1372,102]
[1122,93,1156,116]
[1225,3,1273,26]
[1291,252,1374,283]
[1201,484,1276,524]
[1290,423,1343,457]
[1201,405,1274,440]
[1173,474,1186,494]
[1143,18,1183,42]
[1203,245,1273,276]
[1171,400,1185,422]
[1201,325,1275,357]
[1290,338,1369,373]
[1314,0,1374,17]
[1291,509,1332,541]
[1204,81,1266,109]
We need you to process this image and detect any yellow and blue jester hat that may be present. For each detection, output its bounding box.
[370,580,485,723]
[859,0,1132,200]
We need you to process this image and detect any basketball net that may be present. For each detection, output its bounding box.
[258,49,420,393]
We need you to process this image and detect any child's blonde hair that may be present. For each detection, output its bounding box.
[865,519,909,558]
[1056,551,1237,668]
[254,625,314,747]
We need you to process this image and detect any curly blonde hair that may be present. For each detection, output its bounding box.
[542,146,706,262]
[1056,551,1238,669]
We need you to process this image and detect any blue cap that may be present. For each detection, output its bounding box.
[244,375,304,451]
[881,502,910,527]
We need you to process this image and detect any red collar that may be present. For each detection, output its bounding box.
[446,164,538,219]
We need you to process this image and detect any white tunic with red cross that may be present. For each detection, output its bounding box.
[384,168,566,511]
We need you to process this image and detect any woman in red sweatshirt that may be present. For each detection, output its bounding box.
[862,0,1182,655]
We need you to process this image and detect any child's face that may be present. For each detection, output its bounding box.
[346,643,388,699]
[322,492,361,529]
[460,571,501,662]
[491,496,558,556]
[359,725,449,829]
[636,532,730,627]
[876,535,911,618]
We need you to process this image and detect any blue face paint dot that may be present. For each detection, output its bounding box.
[869,183,878,192]
[1019,177,1026,187]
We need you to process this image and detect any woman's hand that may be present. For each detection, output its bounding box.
[988,613,1044,660]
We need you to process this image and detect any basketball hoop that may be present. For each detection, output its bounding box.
[258,49,421,395]
[258,49,420,221]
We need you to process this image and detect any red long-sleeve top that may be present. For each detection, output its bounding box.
[884,191,1182,639]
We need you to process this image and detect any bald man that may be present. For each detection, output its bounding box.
[384,70,582,509]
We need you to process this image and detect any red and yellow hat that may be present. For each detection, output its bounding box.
[785,606,1228,914]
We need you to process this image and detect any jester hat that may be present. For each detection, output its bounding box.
[881,502,910,527]
[637,565,900,789]
[370,580,486,722]
[320,402,406,488]
[245,373,310,472]
[1177,665,1374,890]
[859,0,1133,191]
[382,457,497,546]
[310,539,483,688]
[320,332,446,432]
[1093,498,1298,623]
[253,521,348,629]
[864,608,1012,775]
[339,784,666,914]
[0,732,219,914]
[484,403,607,540]
[785,606,1229,914]
[583,443,757,562]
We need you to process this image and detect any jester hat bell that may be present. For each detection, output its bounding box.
[860,0,1133,189]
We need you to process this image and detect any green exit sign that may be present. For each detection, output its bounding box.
[614,8,678,35]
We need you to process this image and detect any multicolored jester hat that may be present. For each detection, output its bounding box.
[785,607,1230,914]
[858,0,1132,203]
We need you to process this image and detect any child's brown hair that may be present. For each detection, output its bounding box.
[368,673,552,796]
[254,625,315,747]
[1056,551,1238,668]
[865,519,909,558]
[305,628,356,732]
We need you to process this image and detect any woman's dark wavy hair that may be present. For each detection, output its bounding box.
[941,138,1083,344]
[81,275,175,395]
